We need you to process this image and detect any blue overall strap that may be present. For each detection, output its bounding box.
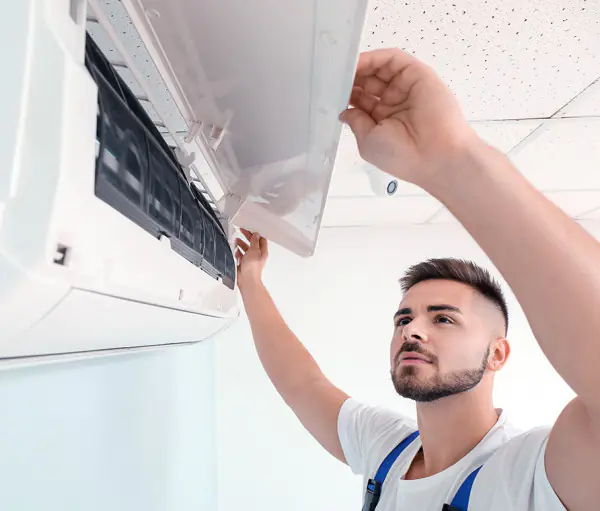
[442,465,484,511]
[362,430,420,511]
[374,430,420,483]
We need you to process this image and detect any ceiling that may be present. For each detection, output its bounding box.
[323,0,600,227]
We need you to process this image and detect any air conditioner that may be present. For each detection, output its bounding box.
[0,0,367,359]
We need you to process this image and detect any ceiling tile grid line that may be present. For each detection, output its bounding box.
[425,116,600,224]
[476,69,600,159]
[406,62,600,224]
[555,75,600,117]
[424,119,544,224]
[575,205,600,219]
[466,72,600,124]
[470,115,600,124]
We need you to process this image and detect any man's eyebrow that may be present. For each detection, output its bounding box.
[428,304,463,314]
[395,308,412,318]
[394,304,463,319]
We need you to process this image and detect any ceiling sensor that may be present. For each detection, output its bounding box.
[363,163,399,197]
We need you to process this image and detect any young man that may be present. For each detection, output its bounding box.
[234,49,599,510]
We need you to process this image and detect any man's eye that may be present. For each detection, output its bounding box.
[435,315,453,324]
[396,317,411,327]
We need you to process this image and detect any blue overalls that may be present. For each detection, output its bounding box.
[362,431,484,511]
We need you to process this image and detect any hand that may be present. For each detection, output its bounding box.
[235,229,269,292]
[340,48,479,189]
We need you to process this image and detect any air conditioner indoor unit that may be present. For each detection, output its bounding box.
[0,0,367,359]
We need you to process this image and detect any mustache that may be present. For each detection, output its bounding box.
[394,343,437,366]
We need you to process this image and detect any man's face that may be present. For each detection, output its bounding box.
[390,279,504,402]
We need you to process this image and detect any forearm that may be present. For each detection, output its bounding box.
[430,140,600,410]
[240,282,324,402]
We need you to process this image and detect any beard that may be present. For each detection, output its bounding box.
[391,344,490,403]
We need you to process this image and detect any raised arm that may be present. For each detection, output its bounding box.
[341,48,600,510]
[235,230,349,463]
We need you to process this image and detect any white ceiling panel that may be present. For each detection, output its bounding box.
[329,126,427,197]
[472,121,543,153]
[556,78,600,117]
[512,119,600,191]
[329,121,541,199]
[322,195,442,227]
[577,205,600,220]
[361,0,600,120]
[430,190,600,224]
[550,191,600,217]
[428,207,458,225]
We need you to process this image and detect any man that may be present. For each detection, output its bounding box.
[234,48,600,510]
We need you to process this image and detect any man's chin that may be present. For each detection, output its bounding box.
[393,380,428,397]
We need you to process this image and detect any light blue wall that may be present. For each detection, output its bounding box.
[0,340,217,511]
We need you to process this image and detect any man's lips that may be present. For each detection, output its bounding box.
[400,358,431,365]
[399,353,432,364]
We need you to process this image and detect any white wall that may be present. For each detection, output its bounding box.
[0,340,218,511]
[216,222,593,511]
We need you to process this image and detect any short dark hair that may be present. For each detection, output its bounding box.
[399,258,509,334]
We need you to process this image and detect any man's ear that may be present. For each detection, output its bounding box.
[489,338,511,372]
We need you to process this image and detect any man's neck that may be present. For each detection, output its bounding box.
[414,389,499,477]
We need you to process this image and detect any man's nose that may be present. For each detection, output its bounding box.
[403,322,427,343]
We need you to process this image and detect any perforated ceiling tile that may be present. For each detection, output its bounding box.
[322,195,442,227]
[430,190,600,224]
[511,118,600,190]
[362,0,600,120]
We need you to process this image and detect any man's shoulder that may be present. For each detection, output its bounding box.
[473,426,565,510]
[475,425,553,491]
[340,398,417,439]
[485,423,552,465]
[338,398,418,476]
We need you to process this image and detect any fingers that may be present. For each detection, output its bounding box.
[355,73,416,114]
[236,238,250,253]
[354,49,431,110]
[355,75,388,98]
[339,107,376,146]
[236,228,257,250]
[235,229,268,257]
[239,228,253,240]
[355,48,420,84]
[349,87,379,115]
[379,63,428,107]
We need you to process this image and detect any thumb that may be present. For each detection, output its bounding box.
[340,108,376,146]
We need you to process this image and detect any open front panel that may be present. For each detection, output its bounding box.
[114,0,368,256]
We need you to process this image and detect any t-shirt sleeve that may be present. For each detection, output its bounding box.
[531,433,567,510]
[337,398,417,476]
[474,426,566,511]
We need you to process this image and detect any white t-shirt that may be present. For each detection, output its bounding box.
[338,398,566,511]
